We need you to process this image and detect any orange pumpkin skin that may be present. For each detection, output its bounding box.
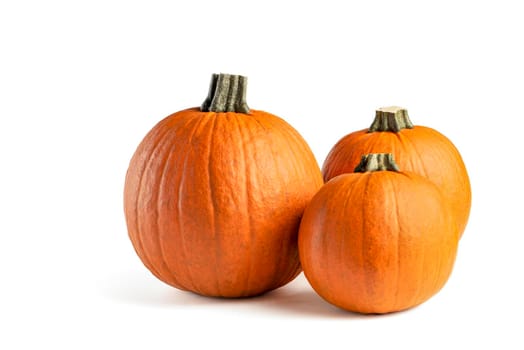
[299,158,459,313]
[124,105,323,297]
[322,114,471,237]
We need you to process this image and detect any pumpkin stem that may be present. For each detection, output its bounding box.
[201,73,250,113]
[354,153,400,173]
[368,106,414,132]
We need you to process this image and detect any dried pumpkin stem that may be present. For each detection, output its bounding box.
[368,106,413,132]
[201,73,250,113]
[354,153,400,173]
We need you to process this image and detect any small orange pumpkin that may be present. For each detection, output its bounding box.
[124,73,323,297]
[299,153,459,314]
[322,107,471,237]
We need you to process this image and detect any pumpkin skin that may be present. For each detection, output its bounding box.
[322,107,471,237]
[299,154,459,314]
[124,74,323,297]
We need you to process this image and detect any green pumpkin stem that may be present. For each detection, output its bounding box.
[201,73,250,113]
[368,106,413,132]
[354,153,400,173]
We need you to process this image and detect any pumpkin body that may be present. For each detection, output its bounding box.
[124,106,323,297]
[322,121,471,236]
[299,162,459,313]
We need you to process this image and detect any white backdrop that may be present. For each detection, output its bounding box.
[1,1,522,349]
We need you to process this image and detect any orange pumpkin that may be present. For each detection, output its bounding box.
[322,107,471,237]
[299,153,459,314]
[124,73,323,297]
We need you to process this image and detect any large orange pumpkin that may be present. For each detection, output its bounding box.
[124,73,323,297]
[322,107,471,237]
[299,153,459,314]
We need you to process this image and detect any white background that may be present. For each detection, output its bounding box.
[1,0,523,349]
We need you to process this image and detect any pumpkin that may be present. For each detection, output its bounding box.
[299,153,459,314]
[124,73,323,297]
[322,107,471,237]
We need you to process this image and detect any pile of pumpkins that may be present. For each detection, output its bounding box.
[124,73,471,314]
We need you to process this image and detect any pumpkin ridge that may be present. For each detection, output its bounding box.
[235,113,254,296]
[414,201,427,305]
[177,113,214,293]
[431,193,447,299]
[412,222,426,306]
[254,114,295,290]
[162,114,205,291]
[256,116,299,293]
[360,173,374,307]
[126,126,165,276]
[155,117,193,289]
[432,180,448,303]
[255,113,316,288]
[421,127,471,235]
[387,173,402,311]
[255,116,299,291]
[133,123,179,280]
[336,174,360,305]
[248,112,264,132]
[397,173,425,307]
[397,131,430,178]
[382,172,401,308]
[206,113,223,296]
[278,121,319,286]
